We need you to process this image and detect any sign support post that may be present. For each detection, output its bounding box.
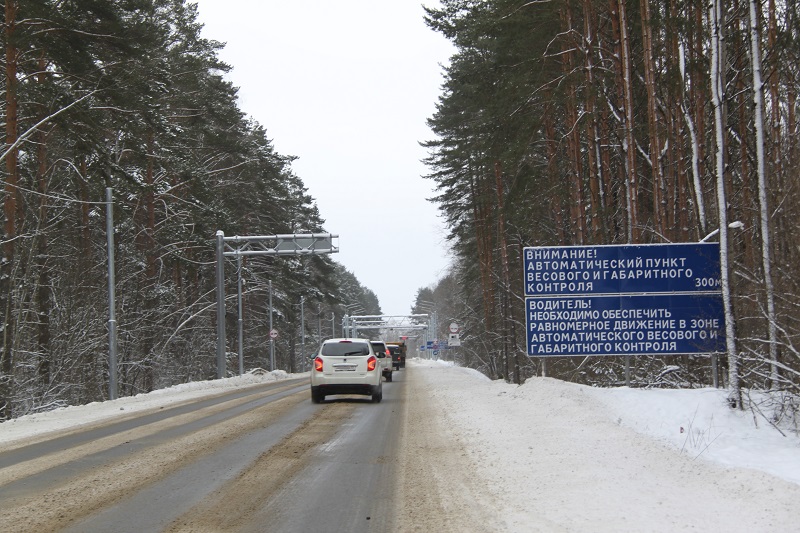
[269,280,274,371]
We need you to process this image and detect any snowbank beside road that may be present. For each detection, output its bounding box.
[0,369,303,447]
[410,358,800,532]
[405,358,800,485]
[592,380,800,483]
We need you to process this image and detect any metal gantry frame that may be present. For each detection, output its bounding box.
[342,314,430,343]
[215,231,339,379]
[416,302,439,358]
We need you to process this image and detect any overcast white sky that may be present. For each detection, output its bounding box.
[193,1,454,315]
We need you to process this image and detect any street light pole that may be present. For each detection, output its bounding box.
[236,255,244,376]
[269,279,274,372]
[215,231,226,379]
[300,295,305,371]
[106,188,118,400]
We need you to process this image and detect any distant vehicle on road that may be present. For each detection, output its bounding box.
[387,341,407,369]
[387,344,403,370]
[370,340,394,382]
[311,338,383,403]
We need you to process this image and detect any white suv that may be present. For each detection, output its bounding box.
[370,340,394,382]
[311,338,383,403]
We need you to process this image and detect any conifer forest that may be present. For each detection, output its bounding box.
[0,0,380,420]
[417,0,800,418]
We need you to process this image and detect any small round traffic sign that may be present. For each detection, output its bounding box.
[269,329,279,339]
[449,322,460,333]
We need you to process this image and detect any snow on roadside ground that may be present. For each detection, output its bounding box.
[592,380,800,484]
[0,369,304,447]
[410,358,800,532]
[409,358,800,485]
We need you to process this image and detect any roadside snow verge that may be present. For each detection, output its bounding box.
[409,358,800,532]
[0,370,303,446]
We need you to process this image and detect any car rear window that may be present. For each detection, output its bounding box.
[321,341,370,356]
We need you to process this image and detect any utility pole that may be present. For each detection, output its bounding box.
[215,231,226,379]
[300,295,305,371]
[269,279,274,372]
[106,188,118,400]
[236,254,244,376]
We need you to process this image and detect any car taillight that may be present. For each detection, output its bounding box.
[385,349,390,357]
[367,355,377,371]
[314,357,324,372]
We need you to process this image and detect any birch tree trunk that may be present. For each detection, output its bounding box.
[583,0,603,242]
[666,3,688,239]
[710,0,741,408]
[689,0,709,237]
[734,23,756,270]
[617,0,640,242]
[766,0,784,257]
[640,0,666,238]
[545,103,567,244]
[748,0,779,388]
[35,55,52,387]
[560,1,586,245]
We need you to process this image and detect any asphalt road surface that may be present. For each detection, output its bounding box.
[0,374,410,532]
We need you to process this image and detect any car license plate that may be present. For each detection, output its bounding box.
[334,364,357,372]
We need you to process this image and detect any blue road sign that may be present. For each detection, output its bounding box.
[523,243,721,296]
[526,294,725,356]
